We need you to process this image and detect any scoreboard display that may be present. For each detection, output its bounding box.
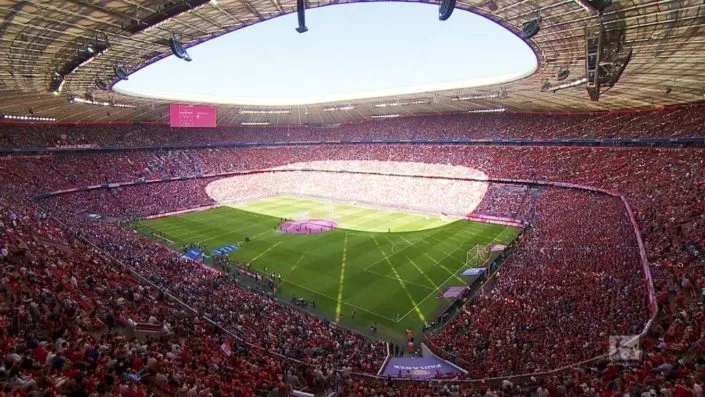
[169,104,217,128]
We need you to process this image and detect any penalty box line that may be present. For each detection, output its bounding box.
[362,230,441,272]
[395,242,479,323]
[361,231,479,293]
[362,269,436,291]
[362,227,480,272]
[395,268,461,323]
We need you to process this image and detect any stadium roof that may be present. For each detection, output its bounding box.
[0,0,704,125]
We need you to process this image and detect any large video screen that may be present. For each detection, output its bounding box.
[169,104,217,128]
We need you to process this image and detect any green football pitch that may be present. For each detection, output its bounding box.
[132,195,520,339]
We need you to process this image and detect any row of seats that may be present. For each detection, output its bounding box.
[1,104,705,149]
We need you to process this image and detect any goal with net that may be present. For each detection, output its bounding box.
[466,244,490,269]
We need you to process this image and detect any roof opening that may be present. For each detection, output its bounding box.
[114,2,537,106]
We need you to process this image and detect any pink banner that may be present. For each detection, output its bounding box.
[169,104,217,128]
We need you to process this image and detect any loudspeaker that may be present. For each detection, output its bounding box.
[169,37,192,62]
[521,18,541,39]
[439,0,456,21]
[296,0,308,33]
[114,65,129,81]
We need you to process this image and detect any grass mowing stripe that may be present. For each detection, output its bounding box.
[290,251,308,271]
[281,278,397,322]
[249,241,283,263]
[494,226,516,244]
[397,266,462,322]
[335,207,403,231]
[404,255,438,288]
[236,228,279,245]
[423,233,479,272]
[362,269,436,290]
[241,195,456,233]
[371,235,425,323]
[362,223,470,271]
[335,234,348,322]
[423,252,466,283]
[157,212,270,243]
[133,196,521,338]
[379,234,440,288]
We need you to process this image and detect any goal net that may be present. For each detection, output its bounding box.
[466,244,490,268]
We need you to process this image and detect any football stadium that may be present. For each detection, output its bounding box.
[0,0,704,396]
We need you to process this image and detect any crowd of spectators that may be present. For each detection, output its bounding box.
[207,160,489,217]
[1,120,704,395]
[429,189,648,378]
[472,184,530,220]
[1,183,386,396]
[41,179,217,220]
[2,103,705,150]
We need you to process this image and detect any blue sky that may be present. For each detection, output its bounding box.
[115,2,536,105]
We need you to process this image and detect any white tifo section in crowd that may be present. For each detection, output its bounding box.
[205,160,489,216]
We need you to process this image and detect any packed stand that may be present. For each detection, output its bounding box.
[428,189,649,377]
[0,127,703,395]
[1,183,385,397]
[40,179,217,220]
[2,103,705,150]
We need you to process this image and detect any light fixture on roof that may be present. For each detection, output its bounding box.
[521,10,542,39]
[371,114,400,119]
[51,33,109,93]
[69,96,136,108]
[374,99,429,108]
[241,121,271,126]
[240,109,290,114]
[50,74,65,95]
[323,105,355,112]
[2,114,56,122]
[124,0,213,34]
[556,67,570,81]
[114,64,130,81]
[169,34,192,62]
[296,0,308,33]
[549,77,587,92]
[484,0,498,11]
[468,108,505,114]
[452,90,506,101]
[439,0,456,20]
